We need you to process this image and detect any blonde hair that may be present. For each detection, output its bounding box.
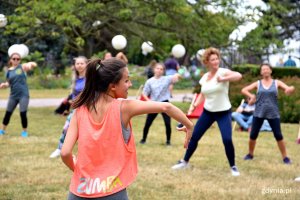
[202,47,220,66]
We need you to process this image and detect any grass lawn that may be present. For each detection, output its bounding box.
[0,105,299,200]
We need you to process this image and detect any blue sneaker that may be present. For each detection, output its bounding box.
[0,130,5,135]
[21,131,28,137]
[283,157,291,164]
[244,154,253,160]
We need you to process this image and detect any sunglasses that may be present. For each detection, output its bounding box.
[12,58,21,61]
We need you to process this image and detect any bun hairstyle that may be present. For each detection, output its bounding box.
[72,57,127,110]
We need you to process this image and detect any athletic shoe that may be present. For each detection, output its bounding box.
[0,130,5,135]
[166,140,171,146]
[21,131,28,137]
[171,159,189,170]
[139,139,146,144]
[49,149,61,158]
[283,157,291,164]
[231,166,240,176]
[244,154,253,160]
[295,177,300,182]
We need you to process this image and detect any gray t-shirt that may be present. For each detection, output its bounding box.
[6,65,29,99]
[143,76,173,102]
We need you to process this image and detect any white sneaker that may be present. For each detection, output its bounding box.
[49,149,61,158]
[231,166,240,176]
[171,159,189,170]
[295,177,300,182]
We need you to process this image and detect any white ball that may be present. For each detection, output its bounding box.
[8,44,21,57]
[8,44,30,58]
[19,44,29,57]
[112,35,127,50]
[196,49,205,60]
[0,14,7,28]
[172,44,186,58]
[141,41,154,53]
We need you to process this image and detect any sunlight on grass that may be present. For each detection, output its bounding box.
[0,106,299,199]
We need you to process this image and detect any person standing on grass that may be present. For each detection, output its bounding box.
[49,56,87,158]
[241,63,294,164]
[139,63,181,145]
[171,47,242,177]
[61,58,193,200]
[0,52,37,137]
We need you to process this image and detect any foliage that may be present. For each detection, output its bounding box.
[1,0,240,66]
[237,0,300,61]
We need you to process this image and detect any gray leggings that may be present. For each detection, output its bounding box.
[6,96,29,112]
[68,189,128,200]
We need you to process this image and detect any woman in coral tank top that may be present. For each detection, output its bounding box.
[61,58,193,200]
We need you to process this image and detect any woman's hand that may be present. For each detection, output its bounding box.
[176,125,193,149]
[248,94,256,105]
[285,86,295,95]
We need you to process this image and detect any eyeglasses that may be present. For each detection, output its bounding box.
[12,58,21,61]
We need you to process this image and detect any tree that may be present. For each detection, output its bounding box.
[2,0,241,67]
[237,0,300,62]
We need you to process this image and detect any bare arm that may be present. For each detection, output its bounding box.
[122,100,193,148]
[217,69,242,82]
[171,73,181,83]
[241,82,258,105]
[0,81,9,89]
[277,80,295,95]
[61,111,79,171]
[22,62,37,72]
[187,93,205,115]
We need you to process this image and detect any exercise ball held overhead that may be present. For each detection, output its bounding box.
[112,35,127,50]
[172,44,186,58]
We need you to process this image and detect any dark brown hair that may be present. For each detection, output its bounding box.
[72,57,127,111]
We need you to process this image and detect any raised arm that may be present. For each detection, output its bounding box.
[277,80,295,95]
[22,62,37,72]
[122,100,193,148]
[241,82,258,105]
[217,69,242,82]
[61,111,79,171]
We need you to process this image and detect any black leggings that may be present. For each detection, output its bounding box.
[142,112,171,142]
[3,111,27,128]
[250,117,283,141]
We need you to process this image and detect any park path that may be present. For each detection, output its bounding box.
[0,93,194,108]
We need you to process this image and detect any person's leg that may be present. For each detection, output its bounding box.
[267,118,288,160]
[216,110,235,167]
[1,98,18,132]
[141,113,158,143]
[183,110,215,162]
[247,117,264,157]
[50,111,74,158]
[232,112,248,130]
[19,97,29,137]
[161,112,171,144]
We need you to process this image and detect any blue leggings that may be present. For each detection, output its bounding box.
[184,109,235,167]
[250,117,283,141]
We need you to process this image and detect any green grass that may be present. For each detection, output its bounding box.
[0,106,299,200]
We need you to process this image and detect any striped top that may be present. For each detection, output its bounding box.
[253,80,280,119]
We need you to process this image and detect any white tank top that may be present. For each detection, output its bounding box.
[199,68,231,112]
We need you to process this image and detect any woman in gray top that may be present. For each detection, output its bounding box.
[140,63,180,145]
[0,52,37,137]
[241,63,295,164]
